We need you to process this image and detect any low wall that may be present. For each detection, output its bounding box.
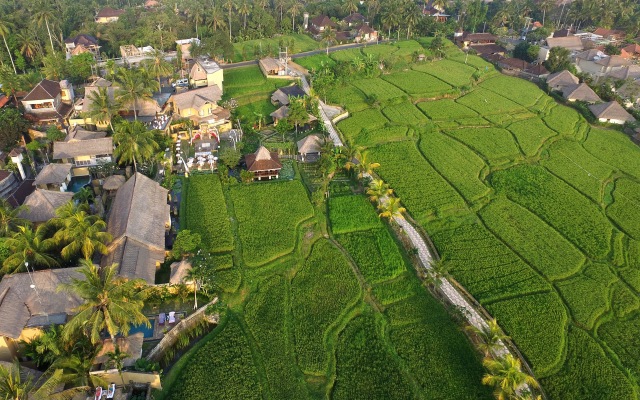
[146,298,219,363]
[89,370,162,390]
[332,111,350,124]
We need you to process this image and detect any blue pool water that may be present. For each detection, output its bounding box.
[67,176,91,193]
[129,319,155,338]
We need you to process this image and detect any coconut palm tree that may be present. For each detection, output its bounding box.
[0,361,88,400]
[58,259,150,344]
[106,345,130,387]
[405,4,420,39]
[142,49,173,88]
[209,6,227,32]
[342,0,358,15]
[2,225,58,274]
[224,0,235,41]
[423,257,450,288]
[0,19,17,74]
[367,179,393,203]
[115,68,154,121]
[20,326,63,368]
[482,354,539,400]
[238,0,251,30]
[15,32,41,62]
[467,319,510,358]
[53,211,111,261]
[53,353,107,389]
[381,9,399,40]
[112,120,159,172]
[355,151,379,178]
[86,87,119,132]
[321,26,336,54]
[184,264,208,309]
[33,8,56,54]
[290,2,303,31]
[0,199,29,237]
[378,197,406,219]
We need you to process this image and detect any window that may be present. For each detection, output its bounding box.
[75,159,92,166]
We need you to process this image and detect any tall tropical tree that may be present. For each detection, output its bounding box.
[142,49,173,88]
[367,179,392,203]
[321,26,337,54]
[378,197,406,219]
[424,257,450,288]
[355,151,379,178]
[467,319,510,357]
[106,345,130,387]
[2,225,58,274]
[382,8,400,39]
[343,0,358,15]
[112,120,159,172]
[53,353,107,389]
[405,4,421,39]
[482,354,539,400]
[53,210,111,261]
[115,68,154,121]
[209,6,227,32]
[0,19,17,74]
[58,259,150,344]
[224,0,235,41]
[33,8,57,54]
[0,199,28,237]
[238,0,251,30]
[16,32,41,62]
[0,361,88,400]
[290,2,303,31]
[86,87,119,132]
[184,264,207,309]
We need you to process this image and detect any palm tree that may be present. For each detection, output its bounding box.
[367,179,392,204]
[238,0,251,30]
[405,4,420,39]
[467,319,510,358]
[59,259,150,344]
[0,199,29,237]
[0,19,17,74]
[343,0,358,15]
[482,354,539,400]
[432,0,446,11]
[143,49,173,88]
[378,197,406,219]
[20,326,62,368]
[423,257,450,288]
[188,1,207,39]
[355,151,379,178]
[72,187,94,205]
[16,32,41,62]
[112,120,159,172]
[224,0,235,41]
[382,9,399,40]
[290,2,303,31]
[86,87,119,132]
[209,6,227,32]
[115,68,154,121]
[539,0,555,25]
[53,210,111,261]
[53,354,107,389]
[321,26,337,54]
[33,8,56,54]
[0,361,88,400]
[184,265,208,309]
[106,345,130,387]
[2,225,58,274]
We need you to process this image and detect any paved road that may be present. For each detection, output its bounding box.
[221,40,387,70]
[298,75,343,147]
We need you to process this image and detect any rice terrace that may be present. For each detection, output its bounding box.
[159,38,640,400]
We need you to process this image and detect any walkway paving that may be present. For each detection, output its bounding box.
[393,215,509,357]
[298,75,343,147]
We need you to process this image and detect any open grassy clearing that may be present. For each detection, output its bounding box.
[294,54,336,71]
[507,118,558,156]
[412,59,476,87]
[382,101,430,125]
[231,34,318,62]
[357,125,409,148]
[417,99,478,120]
[382,70,452,98]
[447,127,523,164]
[336,108,388,142]
[479,74,544,107]
[351,78,406,102]
[456,88,525,115]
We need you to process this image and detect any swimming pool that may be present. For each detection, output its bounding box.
[129,319,155,338]
[67,175,91,193]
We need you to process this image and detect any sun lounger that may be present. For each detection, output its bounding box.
[168,311,176,324]
[94,387,103,400]
[107,383,115,399]
[158,312,166,325]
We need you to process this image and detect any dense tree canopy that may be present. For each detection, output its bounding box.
[0,106,28,150]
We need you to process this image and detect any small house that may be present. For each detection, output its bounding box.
[95,7,125,23]
[259,57,286,77]
[342,13,365,28]
[354,25,378,43]
[622,44,640,59]
[562,83,602,103]
[297,135,323,162]
[589,101,636,124]
[592,28,625,42]
[33,163,73,191]
[175,38,200,60]
[271,84,306,106]
[546,70,579,91]
[21,79,74,126]
[595,55,630,75]
[308,15,336,36]
[64,34,101,59]
[0,268,82,361]
[270,105,317,127]
[546,36,584,52]
[53,126,113,168]
[456,32,498,48]
[102,172,170,285]
[169,85,230,131]
[245,146,282,181]
[189,58,224,90]
[19,189,74,224]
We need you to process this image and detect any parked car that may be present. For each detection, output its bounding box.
[172,78,189,87]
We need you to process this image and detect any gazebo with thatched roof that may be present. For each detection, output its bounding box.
[103,175,126,192]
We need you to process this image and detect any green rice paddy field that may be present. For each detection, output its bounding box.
[327,43,640,399]
[159,177,492,399]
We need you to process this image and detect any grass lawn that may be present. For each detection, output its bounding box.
[231,34,319,62]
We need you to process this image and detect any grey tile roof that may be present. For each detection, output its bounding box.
[589,101,636,122]
[546,70,579,89]
[562,83,602,103]
[297,135,324,154]
[0,268,82,338]
[171,86,222,112]
[22,80,61,102]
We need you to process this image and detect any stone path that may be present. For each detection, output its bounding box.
[298,75,343,147]
[393,216,509,357]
